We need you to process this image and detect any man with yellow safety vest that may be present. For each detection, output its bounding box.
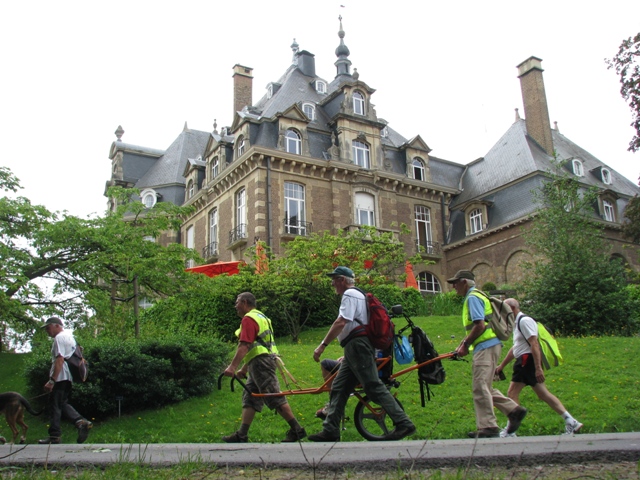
[448,270,528,438]
[222,292,306,443]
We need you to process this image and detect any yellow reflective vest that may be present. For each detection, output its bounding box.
[235,309,279,364]
[462,289,497,347]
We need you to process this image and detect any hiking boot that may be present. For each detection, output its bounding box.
[308,430,340,442]
[38,437,61,444]
[282,427,307,443]
[76,419,93,444]
[506,406,527,434]
[468,427,500,438]
[222,431,248,443]
[499,427,517,438]
[564,420,584,435]
[386,423,416,441]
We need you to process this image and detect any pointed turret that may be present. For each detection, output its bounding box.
[334,15,352,78]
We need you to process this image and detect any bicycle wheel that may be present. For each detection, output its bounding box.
[353,395,404,441]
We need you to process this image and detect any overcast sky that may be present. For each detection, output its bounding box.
[2,0,639,218]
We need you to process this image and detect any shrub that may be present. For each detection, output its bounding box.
[424,291,464,316]
[24,334,230,418]
[482,282,497,292]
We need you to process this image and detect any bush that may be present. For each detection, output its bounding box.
[24,334,231,418]
[482,282,497,292]
[424,291,464,316]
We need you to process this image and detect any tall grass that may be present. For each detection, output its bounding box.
[2,314,638,445]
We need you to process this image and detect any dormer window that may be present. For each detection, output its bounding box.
[285,129,301,155]
[353,91,365,115]
[141,189,157,208]
[211,156,219,179]
[381,126,389,138]
[603,200,615,222]
[572,159,584,177]
[302,103,315,121]
[236,136,246,158]
[469,208,483,234]
[187,180,195,200]
[267,84,273,99]
[602,168,612,185]
[316,80,326,94]
[352,140,370,169]
[413,158,426,181]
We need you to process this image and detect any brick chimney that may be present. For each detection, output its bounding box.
[232,64,253,116]
[517,56,554,156]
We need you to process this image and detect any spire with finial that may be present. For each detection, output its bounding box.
[213,119,218,134]
[291,38,299,65]
[515,108,521,122]
[115,125,124,141]
[334,15,352,77]
[183,121,189,132]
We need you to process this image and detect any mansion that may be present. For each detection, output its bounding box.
[105,20,640,293]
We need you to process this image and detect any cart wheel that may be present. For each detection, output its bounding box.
[353,396,404,441]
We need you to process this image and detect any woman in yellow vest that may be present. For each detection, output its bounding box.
[222,292,306,443]
[448,270,527,438]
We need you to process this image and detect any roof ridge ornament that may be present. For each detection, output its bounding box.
[115,125,124,141]
[334,15,352,77]
[291,38,299,65]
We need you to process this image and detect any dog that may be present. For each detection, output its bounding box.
[0,392,42,444]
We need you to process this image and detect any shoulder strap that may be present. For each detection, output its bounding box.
[344,287,368,325]
[516,315,535,346]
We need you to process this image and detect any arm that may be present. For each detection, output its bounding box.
[528,335,546,384]
[314,316,348,362]
[43,355,65,392]
[456,321,485,357]
[223,342,251,377]
[497,347,515,373]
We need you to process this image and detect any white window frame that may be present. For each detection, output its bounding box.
[236,137,245,158]
[267,84,273,99]
[352,140,370,169]
[316,81,326,94]
[353,91,365,115]
[418,272,441,293]
[355,192,375,226]
[209,208,218,248]
[285,129,301,155]
[211,157,219,179]
[141,190,156,208]
[469,208,483,234]
[572,159,584,177]
[236,188,247,237]
[284,182,306,235]
[603,199,615,222]
[415,206,433,253]
[302,103,315,121]
[413,158,426,181]
[186,225,195,268]
[187,180,195,199]
[602,168,611,185]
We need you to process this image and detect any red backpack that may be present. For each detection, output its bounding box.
[350,288,395,350]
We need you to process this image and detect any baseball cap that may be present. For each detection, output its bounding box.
[326,266,355,278]
[446,270,475,283]
[41,317,63,328]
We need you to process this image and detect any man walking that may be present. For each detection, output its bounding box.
[496,298,583,436]
[309,266,415,442]
[448,270,527,438]
[222,292,306,443]
[39,317,92,444]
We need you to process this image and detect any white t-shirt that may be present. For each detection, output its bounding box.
[336,288,368,343]
[512,312,538,359]
[50,330,76,382]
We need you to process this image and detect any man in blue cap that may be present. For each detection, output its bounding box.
[308,266,415,442]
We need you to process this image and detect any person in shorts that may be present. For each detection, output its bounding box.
[222,292,306,443]
[496,298,583,436]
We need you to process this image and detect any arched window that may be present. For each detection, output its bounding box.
[355,192,375,226]
[602,168,611,185]
[418,272,442,293]
[316,81,326,94]
[141,189,156,208]
[187,180,194,200]
[302,103,315,121]
[236,136,246,158]
[413,158,426,181]
[603,199,615,222]
[469,208,483,234]
[285,130,301,154]
[352,140,370,169]
[353,91,365,115]
[572,159,584,177]
[211,157,219,179]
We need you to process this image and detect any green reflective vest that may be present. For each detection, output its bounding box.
[235,309,279,364]
[462,289,497,347]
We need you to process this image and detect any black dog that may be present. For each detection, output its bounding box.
[0,392,42,444]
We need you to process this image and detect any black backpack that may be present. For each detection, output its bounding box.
[410,326,445,406]
[65,345,89,383]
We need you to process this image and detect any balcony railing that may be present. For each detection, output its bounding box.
[229,224,248,245]
[284,220,312,236]
[416,239,441,255]
[202,241,218,258]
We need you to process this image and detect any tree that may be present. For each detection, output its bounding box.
[521,168,638,336]
[622,195,640,243]
[606,32,640,153]
[0,168,199,350]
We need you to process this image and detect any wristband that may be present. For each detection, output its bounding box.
[321,342,329,347]
[47,379,55,385]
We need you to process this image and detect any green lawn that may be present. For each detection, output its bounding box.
[2,315,639,444]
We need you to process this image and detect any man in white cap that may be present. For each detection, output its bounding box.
[39,316,92,444]
[448,270,527,438]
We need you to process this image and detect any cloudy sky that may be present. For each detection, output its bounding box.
[2,0,638,218]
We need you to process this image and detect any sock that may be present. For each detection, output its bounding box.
[287,418,302,431]
[561,412,575,423]
[238,423,250,435]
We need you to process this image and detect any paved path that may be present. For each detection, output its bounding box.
[1,433,638,471]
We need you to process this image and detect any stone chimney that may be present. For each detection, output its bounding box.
[296,50,316,77]
[517,56,554,156]
[232,64,253,116]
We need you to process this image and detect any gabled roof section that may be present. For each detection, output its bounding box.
[136,128,209,189]
[275,104,309,123]
[401,135,431,154]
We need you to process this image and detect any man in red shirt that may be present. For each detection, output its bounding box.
[222,292,306,443]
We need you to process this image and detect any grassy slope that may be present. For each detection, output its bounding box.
[1,315,638,444]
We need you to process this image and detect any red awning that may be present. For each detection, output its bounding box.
[186,261,243,278]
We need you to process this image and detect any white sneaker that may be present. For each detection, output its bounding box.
[499,427,517,438]
[564,420,583,435]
